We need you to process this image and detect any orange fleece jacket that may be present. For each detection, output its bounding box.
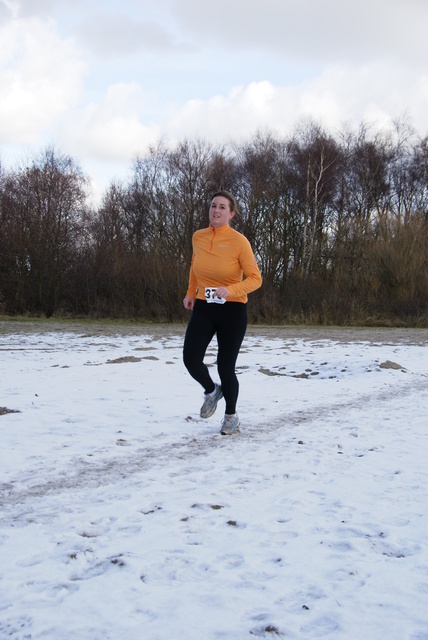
[186,224,262,304]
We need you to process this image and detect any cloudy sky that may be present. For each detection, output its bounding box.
[1,0,427,203]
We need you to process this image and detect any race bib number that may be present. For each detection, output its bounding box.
[205,287,226,304]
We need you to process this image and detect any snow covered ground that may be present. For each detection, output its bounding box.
[0,321,427,640]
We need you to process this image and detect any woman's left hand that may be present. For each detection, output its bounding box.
[213,287,230,299]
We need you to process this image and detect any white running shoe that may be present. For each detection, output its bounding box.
[200,383,223,419]
[220,413,240,435]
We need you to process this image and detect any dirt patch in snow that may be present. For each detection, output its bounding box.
[1,319,428,346]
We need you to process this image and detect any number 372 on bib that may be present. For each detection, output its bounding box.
[205,287,226,304]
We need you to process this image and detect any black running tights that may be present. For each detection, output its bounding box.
[183,300,248,415]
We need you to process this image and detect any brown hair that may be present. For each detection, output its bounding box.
[211,191,241,216]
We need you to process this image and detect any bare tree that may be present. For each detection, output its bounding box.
[2,147,88,315]
[0,123,427,325]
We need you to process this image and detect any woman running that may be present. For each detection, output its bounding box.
[183,191,262,435]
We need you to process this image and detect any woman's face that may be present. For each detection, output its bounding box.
[209,196,235,228]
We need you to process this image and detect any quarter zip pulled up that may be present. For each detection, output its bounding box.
[210,227,216,252]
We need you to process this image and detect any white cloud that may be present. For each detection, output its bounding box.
[0,16,85,144]
[74,13,190,56]
[4,0,86,18]
[59,60,427,201]
[173,0,428,66]
[162,63,428,144]
[1,0,427,205]
[66,82,161,162]
[1,0,19,18]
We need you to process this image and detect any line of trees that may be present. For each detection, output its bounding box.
[1,118,427,326]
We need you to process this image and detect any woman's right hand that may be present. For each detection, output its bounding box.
[183,296,195,310]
